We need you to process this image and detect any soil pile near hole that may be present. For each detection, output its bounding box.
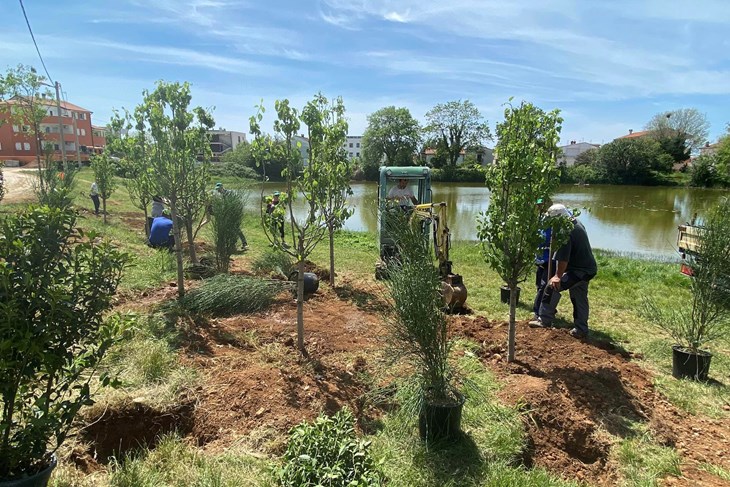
[451,316,730,486]
[184,284,385,451]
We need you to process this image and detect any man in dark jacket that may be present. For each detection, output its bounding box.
[530,204,597,339]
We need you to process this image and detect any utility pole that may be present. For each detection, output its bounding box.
[72,111,81,166]
[54,81,67,170]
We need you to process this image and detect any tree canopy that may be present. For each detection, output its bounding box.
[361,106,420,167]
[424,100,491,167]
[645,108,710,154]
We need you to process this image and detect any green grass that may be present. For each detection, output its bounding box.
[613,425,681,486]
[699,462,730,481]
[107,434,272,487]
[368,346,578,487]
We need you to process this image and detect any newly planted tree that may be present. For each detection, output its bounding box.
[424,100,491,167]
[134,81,214,298]
[250,97,328,353]
[108,109,155,234]
[301,94,353,287]
[478,100,563,362]
[90,152,117,224]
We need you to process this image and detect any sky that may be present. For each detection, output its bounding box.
[1,0,729,146]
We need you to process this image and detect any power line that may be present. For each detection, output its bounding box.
[18,0,54,84]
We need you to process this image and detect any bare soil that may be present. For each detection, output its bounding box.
[79,253,730,485]
[1,167,36,203]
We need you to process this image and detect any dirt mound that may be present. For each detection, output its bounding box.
[450,316,730,486]
[184,285,385,451]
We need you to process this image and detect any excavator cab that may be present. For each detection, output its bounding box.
[376,166,467,309]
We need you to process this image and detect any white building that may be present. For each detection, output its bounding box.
[343,135,363,159]
[208,130,247,162]
[292,135,310,166]
[699,141,720,157]
[558,141,600,166]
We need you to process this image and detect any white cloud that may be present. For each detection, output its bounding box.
[384,11,409,22]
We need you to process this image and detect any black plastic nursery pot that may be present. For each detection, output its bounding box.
[288,271,320,294]
[500,285,520,304]
[418,391,466,442]
[672,345,712,381]
[0,456,57,487]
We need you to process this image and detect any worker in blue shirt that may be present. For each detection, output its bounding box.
[148,210,175,251]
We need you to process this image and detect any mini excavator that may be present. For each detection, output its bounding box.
[375,166,467,310]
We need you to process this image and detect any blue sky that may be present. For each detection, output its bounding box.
[2,0,729,145]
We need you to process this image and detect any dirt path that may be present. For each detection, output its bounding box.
[1,167,36,203]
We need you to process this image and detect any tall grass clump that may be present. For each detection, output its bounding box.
[211,189,246,273]
[275,408,382,486]
[180,274,286,316]
[381,210,455,404]
[252,248,295,278]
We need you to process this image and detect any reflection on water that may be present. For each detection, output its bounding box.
[261,182,729,257]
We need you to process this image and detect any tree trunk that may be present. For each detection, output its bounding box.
[508,282,517,362]
[144,207,150,236]
[170,204,185,299]
[102,198,107,224]
[297,253,306,354]
[185,218,198,264]
[328,223,335,287]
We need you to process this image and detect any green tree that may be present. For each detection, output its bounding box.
[301,94,353,287]
[689,154,718,188]
[715,124,730,184]
[210,190,245,273]
[0,65,52,168]
[361,106,420,167]
[250,98,328,353]
[424,100,491,167]
[477,101,563,362]
[108,109,155,235]
[646,108,710,154]
[90,152,117,224]
[134,81,215,298]
[594,138,665,185]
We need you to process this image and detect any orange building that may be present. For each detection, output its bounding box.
[0,98,106,166]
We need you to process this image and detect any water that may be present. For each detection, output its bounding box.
[260,182,729,258]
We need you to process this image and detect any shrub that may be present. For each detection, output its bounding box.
[180,274,285,316]
[430,164,486,182]
[690,155,718,188]
[276,408,382,487]
[252,248,295,278]
[0,163,5,203]
[211,190,246,272]
[33,156,78,210]
[0,206,128,480]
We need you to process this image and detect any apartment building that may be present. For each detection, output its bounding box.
[208,130,246,162]
[344,135,362,159]
[0,97,105,166]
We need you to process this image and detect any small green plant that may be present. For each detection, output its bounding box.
[642,197,730,353]
[0,206,129,480]
[211,189,246,272]
[252,248,295,278]
[179,274,286,317]
[0,163,5,203]
[91,152,118,224]
[276,408,382,487]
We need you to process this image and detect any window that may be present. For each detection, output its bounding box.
[15,142,22,150]
[356,143,360,148]
[81,128,86,136]
[349,152,353,157]
[0,142,2,150]
[356,152,360,157]
[12,125,19,132]
[349,143,353,148]
[48,109,54,116]
[80,113,86,120]
[24,142,31,151]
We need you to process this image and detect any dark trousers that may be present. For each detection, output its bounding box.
[90,195,100,214]
[533,265,549,316]
[149,234,175,252]
[538,271,593,334]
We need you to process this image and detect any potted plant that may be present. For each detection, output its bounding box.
[382,211,464,442]
[643,198,730,380]
[0,207,128,485]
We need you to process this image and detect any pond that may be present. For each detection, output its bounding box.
[260,182,728,258]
